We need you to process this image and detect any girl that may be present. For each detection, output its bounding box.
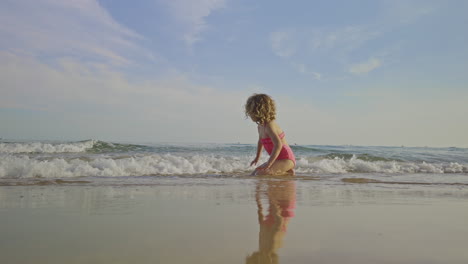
[245,94,296,176]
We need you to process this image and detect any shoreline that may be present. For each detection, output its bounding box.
[1,176,468,264]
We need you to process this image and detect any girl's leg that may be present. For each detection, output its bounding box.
[255,160,295,176]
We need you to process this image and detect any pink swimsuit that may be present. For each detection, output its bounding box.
[262,198,296,232]
[261,132,296,165]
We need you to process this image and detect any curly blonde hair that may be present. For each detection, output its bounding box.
[245,94,276,124]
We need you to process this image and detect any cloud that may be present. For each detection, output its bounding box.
[293,63,321,80]
[270,26,380,78]
[270,30,323,79]
[0,0,146,65]
[349,58,382,74]
[383,0,435,24]
[163,0,227,46]
[0,51,252,142]
[270,30,296,58]
[270,26,380,59]
[269,1,437,78]
[2,51,465,146]
[308,26,380,54]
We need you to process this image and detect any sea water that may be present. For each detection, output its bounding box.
[0,139,467,186]
[1,140,468,264]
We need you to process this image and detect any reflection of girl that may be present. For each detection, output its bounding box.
[246,180,296,264]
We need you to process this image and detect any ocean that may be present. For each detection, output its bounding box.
[1,139,467,187]
[2,140,468,264]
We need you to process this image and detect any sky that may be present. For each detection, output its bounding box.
[1,0,467,147]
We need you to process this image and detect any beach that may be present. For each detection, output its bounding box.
[1,176,468,264]
[3,0,468,262]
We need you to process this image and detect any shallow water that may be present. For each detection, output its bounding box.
[2,140,468,263]
[1,177,467,264]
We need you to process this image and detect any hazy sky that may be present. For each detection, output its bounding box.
[1,0,467,147]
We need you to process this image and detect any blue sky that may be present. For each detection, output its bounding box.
[1,0,467,147]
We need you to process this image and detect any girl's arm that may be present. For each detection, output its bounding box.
[255,183,264,223]
[255,137,263,159]
[251,136,263,166]
[263,123,283,169]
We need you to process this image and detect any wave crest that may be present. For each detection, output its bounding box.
[296,155,468,174]
[0,153,467,179]
[0,140,97,153]
[0,154,253,178]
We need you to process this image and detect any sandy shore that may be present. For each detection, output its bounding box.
[1,176,468,264]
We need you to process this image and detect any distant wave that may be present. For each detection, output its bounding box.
[88,141,150,153]
[1,153,467,178]
[0,140,152,154]
[290,145,324,152]
[320,153,399,162]
[0,140,97,153]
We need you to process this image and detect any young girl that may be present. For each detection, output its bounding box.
[245,94,296,176]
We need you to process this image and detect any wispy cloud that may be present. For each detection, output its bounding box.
[269,1,436,78]
[382,0,435,24]
[270,30,296,58]
[293,63,322,80]
[270,30,323,79]
[0,51,251,141]
[163,0,227,47]
[349,58,382,75]
[269,26,379,78]
[0,0,145,65]
[308,26,380,54]
[269,25,380,60]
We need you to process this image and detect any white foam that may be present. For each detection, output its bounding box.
[295,155,468,174]
[1,154,467,179]
[0,154,256,178]
[0,140,96,153]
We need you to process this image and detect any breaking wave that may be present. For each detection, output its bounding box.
[1,154,467,179]
[0,154,252,178]
[295,155,468,174]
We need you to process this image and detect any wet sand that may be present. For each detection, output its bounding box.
[1,177,468,264]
